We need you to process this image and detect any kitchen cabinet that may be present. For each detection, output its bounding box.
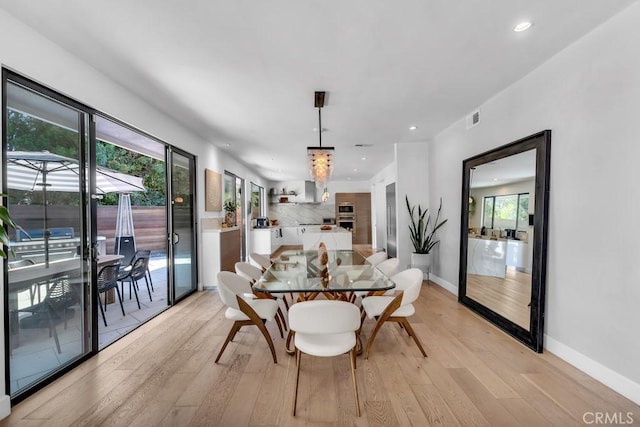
[280,226,299,245]
[201,227,241,288]
[250,228,272,256]
[270,227,282,253]
[335,192,372,245]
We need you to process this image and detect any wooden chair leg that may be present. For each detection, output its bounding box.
[274,313,284,339]
[215,322,241,363]
[293,349,301,416]
[364,316,386,360]
[400,318,427,357]
[256,319,278,363]
[350,347,360,416]
[277,307,288,331]
[236,296,278,363]
[363,293,403,359]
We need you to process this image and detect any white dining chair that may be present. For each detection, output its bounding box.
[214,271,281,364]
[250,252,272,272]
[376,257,400,277]
[235,261,289,327]
[360,268,427,359]
[288,300,361,416]
[365,251,387,266]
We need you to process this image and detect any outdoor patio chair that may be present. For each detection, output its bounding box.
[18,274,79,354]
[97,263,125,327]
[118,250,153,306]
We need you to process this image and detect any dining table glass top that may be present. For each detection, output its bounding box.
[252,249,395,294]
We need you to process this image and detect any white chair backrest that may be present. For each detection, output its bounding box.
[289,300,360,335]
[377,258,400,277]
[365,251,388,266]
[235,261,262,282]
[390,268,423,306]
[250,252,272,270]
[217,271,252,309]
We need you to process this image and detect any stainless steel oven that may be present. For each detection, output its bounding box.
[337,218,355,233]
[337,203,354,214]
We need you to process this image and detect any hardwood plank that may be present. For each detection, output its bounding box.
[448,368,521,427]
[3,285,638,426]
[410,383,462,427]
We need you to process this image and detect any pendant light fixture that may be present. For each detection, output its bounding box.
[308,91,334,188]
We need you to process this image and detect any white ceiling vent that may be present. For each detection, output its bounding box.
[466,109,481,129]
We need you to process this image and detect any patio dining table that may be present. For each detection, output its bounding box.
[252,249,396,354]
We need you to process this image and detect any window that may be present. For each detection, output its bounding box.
[482,193,529,231]
[250,182,264,219]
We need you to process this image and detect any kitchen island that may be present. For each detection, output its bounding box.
[301,225,352,250]
[467,236,529,278]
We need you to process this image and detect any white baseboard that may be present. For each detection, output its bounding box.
[428,273,458,296]
[0,395,10,420]
[545,335,640,406]
[426,276,640,405]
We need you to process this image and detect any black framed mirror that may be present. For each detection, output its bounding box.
[459,130,550,352]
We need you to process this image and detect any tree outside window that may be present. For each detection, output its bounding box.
[482,193,529,231]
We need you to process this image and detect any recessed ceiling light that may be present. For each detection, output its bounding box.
[353,168,358,172]
[361,157,367,161]
[513,21,533,32]
[409,125,417,131]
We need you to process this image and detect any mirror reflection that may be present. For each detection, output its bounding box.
[459,130,550,352]
[465,149,536,330]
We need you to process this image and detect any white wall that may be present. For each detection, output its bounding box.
[371,162,396,251]
[429,2,640,404]
[395,142,430,271]
[0,9,269,415]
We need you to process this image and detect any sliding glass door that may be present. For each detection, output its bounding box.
[169,148,197,301]
[3,70,199,402]
[3,75,91,399]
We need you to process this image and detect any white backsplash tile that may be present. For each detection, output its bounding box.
[269,203,335,226]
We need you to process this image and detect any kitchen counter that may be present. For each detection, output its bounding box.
[302,226,352,250]
[467,236,529,277]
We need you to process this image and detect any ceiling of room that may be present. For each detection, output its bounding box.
[0,0,635,183]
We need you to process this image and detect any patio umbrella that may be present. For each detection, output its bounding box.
[6,150,146,267]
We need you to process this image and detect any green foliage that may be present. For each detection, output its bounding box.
[96,141,166,206]
[405,196,448,254]
[0,197,17,258]
[6,111,166,207]
[224,199,238,213]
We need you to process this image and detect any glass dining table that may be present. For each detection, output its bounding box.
[253,249,396,301]
[252,249,396,354]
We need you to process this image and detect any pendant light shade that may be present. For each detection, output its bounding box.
[308,147,334,188]
[307,91,334,188]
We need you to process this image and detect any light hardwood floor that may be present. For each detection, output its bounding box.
[466,267,532,329]
[1,282,638,426]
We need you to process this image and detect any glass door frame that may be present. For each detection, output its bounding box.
[167,146,198,303]
[2,69,95,403]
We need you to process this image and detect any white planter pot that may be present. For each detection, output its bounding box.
[410,252,430,281]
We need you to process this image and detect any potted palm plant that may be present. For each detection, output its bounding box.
[405,195,447,279]
[223,199,238,227]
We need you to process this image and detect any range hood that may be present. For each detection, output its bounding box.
[301,181,318,203]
